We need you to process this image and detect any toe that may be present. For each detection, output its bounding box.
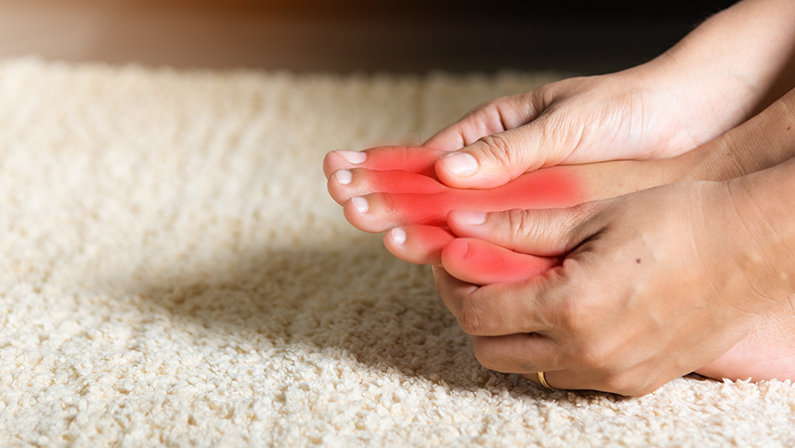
[442,238,560,285]
[328,168,447,206]
[323,150,366,178]
[343,191,451,233]
[325,146,446,179]
[343,194,399,233]
[384,226,455,265]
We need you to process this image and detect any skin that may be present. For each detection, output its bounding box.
[324,87,795,391]
[425,0,795,189]
[325,86,795,266]
[436,157,795,395]
[323,0,795,394]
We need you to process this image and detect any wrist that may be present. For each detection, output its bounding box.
[634,0,795,140]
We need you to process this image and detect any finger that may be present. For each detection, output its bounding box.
[441,238,560,285]
[323,146,446,179]
[384,226,454,266]
[523,369,643,395]
[521,371,598,392]
[433,115,577,189]
[424,93,542,152]
[327,168,447,205]
[473,336,625,393]
[471,333,563,374]
[472,333,614,392]
[433,266,562,336]
[447,204,603,257]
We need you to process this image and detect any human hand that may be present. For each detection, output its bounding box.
[325,86,795,273]
[425,70,739,189]
[427,0,795,189]
[433,173,795,396]
[324,144,669,283]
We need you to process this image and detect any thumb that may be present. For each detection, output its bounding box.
[434,119,572,189]
[446,204,601,256]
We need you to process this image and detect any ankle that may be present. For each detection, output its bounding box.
[668,87,795,183]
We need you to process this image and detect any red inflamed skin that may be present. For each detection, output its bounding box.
[332,167,585,232]
[382,225,559,285]
[441,238,561,285]
[323,146,445,180]
[325,143,757,281]
[325,146,668,234]
[325,145,679,278]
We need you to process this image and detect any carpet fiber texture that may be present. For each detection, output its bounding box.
[0,57,793,447]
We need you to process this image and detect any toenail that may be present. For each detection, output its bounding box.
[335,169,352,185]
[454,210,487,225]
[351,197,369,213]
[442,153,478,177]
[390,228,406,245]
[337,151,367,164]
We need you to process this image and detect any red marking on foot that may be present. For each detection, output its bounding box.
[380,166,586,228]
[357,146,445,178]
[442,238,559,284]
[364,170,447,195]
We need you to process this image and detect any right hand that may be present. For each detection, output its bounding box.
[426,66,749,189]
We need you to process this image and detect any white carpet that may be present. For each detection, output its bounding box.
[0,57,793,447]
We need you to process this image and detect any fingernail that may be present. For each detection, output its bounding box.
[337,151,366,164]
[335,169,352,185]
[351,197,369,213]
[390,228,406,245]
[454,210,487,225]
[442,153,478,177]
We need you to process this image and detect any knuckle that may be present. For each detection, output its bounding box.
[467,98,498,116]
[569,201,600,220]
[506,208,533,240]
[471,338,515,372]
[555,293,590,332]
[465,97,510,125]
[475,134,517,169]
[456,297,484,335]
[473,349,501,372]
[564,201,603,244]
[573,343,611,372]
[471,339,499,370]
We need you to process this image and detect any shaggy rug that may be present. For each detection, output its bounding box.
[0,57,793,447]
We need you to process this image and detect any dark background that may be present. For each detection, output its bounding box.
[0,0,740,74]
[255,0,736,18]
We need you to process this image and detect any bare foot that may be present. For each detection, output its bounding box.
[324,88,795,383]
[324,146,666,233]
[325,146,668,284]
[696,296,795,381]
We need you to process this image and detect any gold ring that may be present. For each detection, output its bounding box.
[537,371,556,390]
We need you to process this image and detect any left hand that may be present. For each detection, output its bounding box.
[435,179,794,396]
